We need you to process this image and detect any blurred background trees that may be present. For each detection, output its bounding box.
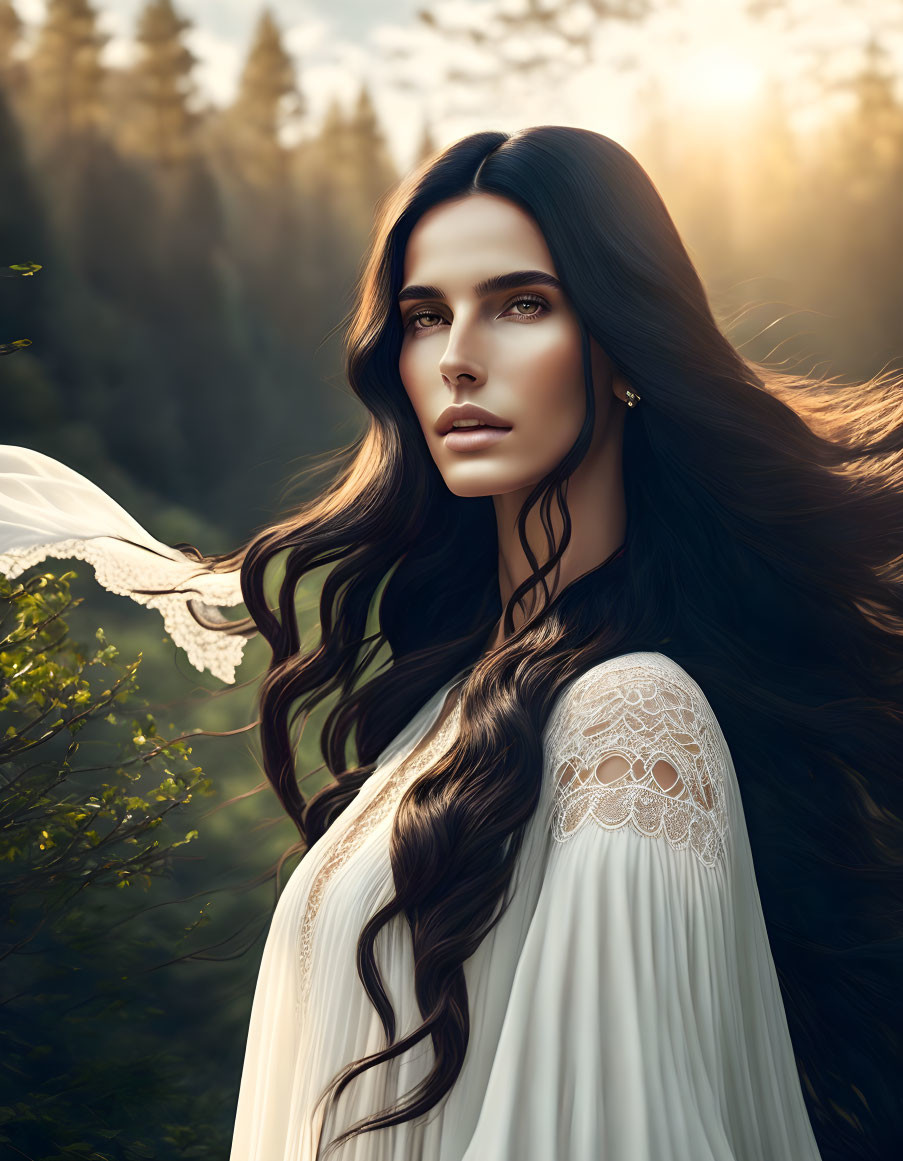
[0,0,399,546]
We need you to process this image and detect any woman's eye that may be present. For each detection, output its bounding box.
[507,298,546,318]
[406,296,549,333]
[408,310,444,331]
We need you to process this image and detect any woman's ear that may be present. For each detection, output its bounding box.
[591,340,631,406]
[611,372,631,405]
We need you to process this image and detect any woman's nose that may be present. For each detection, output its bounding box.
[438,321,486,388]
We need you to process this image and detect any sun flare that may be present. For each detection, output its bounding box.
[672,46,765,110]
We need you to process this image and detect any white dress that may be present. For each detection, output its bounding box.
[0,446,823,1161]
[229,652,824,1161]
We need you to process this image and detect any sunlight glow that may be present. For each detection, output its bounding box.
[672,46,765,110]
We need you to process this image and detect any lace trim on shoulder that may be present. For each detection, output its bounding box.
[545,654,728,868]
[296,685,464,1021]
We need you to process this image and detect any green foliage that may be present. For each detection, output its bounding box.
[0,570,230,1160]
[0,570,211,890]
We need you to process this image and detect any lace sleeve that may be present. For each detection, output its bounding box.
[545,652,729,868]
[0,445,251,683]
[460,654,820,1161]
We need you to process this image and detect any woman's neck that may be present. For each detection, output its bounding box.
[489,402,627,635]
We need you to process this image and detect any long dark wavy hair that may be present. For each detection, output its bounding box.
[203,126,903,1160]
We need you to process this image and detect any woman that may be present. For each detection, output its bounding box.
[1,126,901,1160]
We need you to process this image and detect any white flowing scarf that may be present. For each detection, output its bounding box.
[0,445,251,683]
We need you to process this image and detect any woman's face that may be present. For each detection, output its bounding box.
[398,192,626,498]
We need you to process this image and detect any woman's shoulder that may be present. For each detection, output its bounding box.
[542,650,731,866]
[545,650,726,747]
[545,647,725,743]
[549,650,715,719]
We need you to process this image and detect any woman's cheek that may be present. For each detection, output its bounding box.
[520,370,585,447]
[399,352,432,428]
[519,325,583,396]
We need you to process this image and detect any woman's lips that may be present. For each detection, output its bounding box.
[443,426,512,451]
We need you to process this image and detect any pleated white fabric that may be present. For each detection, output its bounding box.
[230,652,824,1161]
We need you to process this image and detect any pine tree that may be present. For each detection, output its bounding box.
[119,0,199,169]
[347,83,397,218]
[293,88,398,281]
[816,33,903,365]
[303,94,355,205]
[292,95,358,293]
[227,5,303,189]
[0,0,28,110]
[842,35,903,188]
[0,0,22,73]
[24,0,108,145]
[205,7,308,355]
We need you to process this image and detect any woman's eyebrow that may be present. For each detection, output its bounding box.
[398,269,562,303]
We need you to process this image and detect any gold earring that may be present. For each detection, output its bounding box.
[625,388,641,408]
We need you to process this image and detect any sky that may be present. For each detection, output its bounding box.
[13,0,903,172]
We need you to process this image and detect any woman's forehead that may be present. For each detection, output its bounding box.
[402,194,555,285]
